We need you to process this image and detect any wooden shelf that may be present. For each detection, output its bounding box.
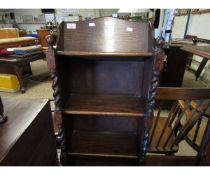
[57,51,153,57]
[63,94,146,117]
[68,130,138,158]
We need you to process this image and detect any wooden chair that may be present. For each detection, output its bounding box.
[178,99,210,151]
[148,87,210,156]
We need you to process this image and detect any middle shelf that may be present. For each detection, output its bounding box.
[63,94,147,117]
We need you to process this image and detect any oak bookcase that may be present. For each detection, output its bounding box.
[46,17,164,165]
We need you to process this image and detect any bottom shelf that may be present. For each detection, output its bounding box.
[67,130,139,159]
[66,155,196,166]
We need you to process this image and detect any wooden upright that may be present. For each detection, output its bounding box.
[46,17,164,165]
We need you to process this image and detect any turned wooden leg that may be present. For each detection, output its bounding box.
[13,65,25,93]
[0,97,8,124]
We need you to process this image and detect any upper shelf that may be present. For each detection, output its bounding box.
[56,17,153,54]
[57,51,153,57]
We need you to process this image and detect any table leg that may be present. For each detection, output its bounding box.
[13,65,25,93]
[195,57,208,80]
[28,62,33,75]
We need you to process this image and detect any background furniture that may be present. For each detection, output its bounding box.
[181,45,210,80]
[160,39,194,87]
[0,37,36,49]
[0,28,19,38]
[150,88,210,153]
[0,28,38,92]
[0,51,45,93]
[0,98,58,166]
[46,17,164,165]
[37,29,50,47]
[148,87,210,165]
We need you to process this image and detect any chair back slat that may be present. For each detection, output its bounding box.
[172,100,210,148]
[155,102,177,148]
[168,105,181,127]
[171,103,202,148]
[149,87,210,156]
[149,101,163,147]
[163,101,190,149]
[193,116,203,144]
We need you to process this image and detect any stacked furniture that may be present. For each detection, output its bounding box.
[0,37,36,49]
[46,17,164,165]
[0,28,45,93]
[0,50,45,93]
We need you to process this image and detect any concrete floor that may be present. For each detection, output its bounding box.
[0,59,208,157]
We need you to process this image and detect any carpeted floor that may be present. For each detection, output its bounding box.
[0,59,209,157]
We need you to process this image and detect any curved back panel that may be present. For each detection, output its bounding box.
[57,17,153,53]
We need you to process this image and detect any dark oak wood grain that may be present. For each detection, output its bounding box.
[57,17,152,53]
[46,17,163,165]
[68,130,138,158]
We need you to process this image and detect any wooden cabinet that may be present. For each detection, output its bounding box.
[0,98,58,166]
[161,45,189,87]
[46,17,164,165]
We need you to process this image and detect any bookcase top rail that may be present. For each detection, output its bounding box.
[56,17,153,54]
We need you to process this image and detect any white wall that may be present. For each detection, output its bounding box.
[13,9,44,32]
[171,16,187,38]
[188,13,210,39]
[55,9,101,22]
[0,9,117,32]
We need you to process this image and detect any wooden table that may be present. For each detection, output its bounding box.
[181,45,210,80]
[0,51,45,93]
[0,98,58,166]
